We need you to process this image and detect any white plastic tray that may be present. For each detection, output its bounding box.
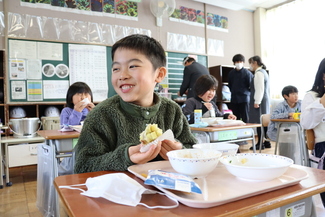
[210,119,246,127]
[128,161,308,208]
[69,125,82,132]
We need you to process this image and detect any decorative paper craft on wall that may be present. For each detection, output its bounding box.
[171,6,205,27]
[20,0,138,19]
[207,13,228,32]
[170,5,228,32]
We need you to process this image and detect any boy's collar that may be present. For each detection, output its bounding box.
[119,93,160,119]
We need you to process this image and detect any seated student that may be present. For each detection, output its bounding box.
[58,82,95,175]
[60,81,95,126]
[267,85,301,142]
[181,74,236,124]
[301,58,325,207]
[74,34,197,173]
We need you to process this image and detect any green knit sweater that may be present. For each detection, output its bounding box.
[74,93,197,173]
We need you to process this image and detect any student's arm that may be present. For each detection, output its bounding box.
[60,107,83,125]
[181,99,197,124]
[270,102,289,119]
[172,106,197,149]
[254,71,264,105]
[266,101,288,141]
[246,70,254,89]
[211,101,224,118]
[301,92,325,129]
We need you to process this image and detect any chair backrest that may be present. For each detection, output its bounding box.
[305,129,315,150]
[260,114,271,127]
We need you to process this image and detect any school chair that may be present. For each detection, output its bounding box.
[259,114,272,153]
[305,129,321,167]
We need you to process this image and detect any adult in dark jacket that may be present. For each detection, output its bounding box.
[178,57,209,99]
[228,54,253,123]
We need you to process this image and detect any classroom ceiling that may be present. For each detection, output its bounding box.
[192,0,293,11]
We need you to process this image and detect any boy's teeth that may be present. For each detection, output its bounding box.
[121,85,133,90]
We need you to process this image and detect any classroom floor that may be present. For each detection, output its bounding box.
[0,141,324,217]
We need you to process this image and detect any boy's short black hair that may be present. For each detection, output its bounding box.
[194,74,218,96]
[232,54,245,63]
[111,34,166,70]
[282,85,298,99]
[66,82,93,108]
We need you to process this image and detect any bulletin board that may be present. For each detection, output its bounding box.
[7,39,115,103]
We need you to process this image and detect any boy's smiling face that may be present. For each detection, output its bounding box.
[112,48,166,107]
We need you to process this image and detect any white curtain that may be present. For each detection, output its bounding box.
[265,0,325,99]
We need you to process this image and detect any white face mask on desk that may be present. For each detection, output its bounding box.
[59,173,179,209]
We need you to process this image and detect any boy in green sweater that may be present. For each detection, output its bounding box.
[74,34,197,173]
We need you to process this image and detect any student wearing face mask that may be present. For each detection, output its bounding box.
[228,54,253,123]
[248,55,271,150]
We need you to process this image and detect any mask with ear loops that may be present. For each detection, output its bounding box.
[59,173,179,209]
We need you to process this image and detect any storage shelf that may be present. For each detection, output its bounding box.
[209,65,234,112]
[0,50,66,136]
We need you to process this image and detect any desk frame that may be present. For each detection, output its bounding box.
[272,119,309,167]
[190,123,261,153]
[0,133,45,188]
[36,130,79,217]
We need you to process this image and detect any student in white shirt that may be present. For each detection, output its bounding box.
[301,58,325,207]
[248,56,270,150]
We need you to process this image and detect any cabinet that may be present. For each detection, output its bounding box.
[209,65,234,112]
[8,143,39,167]
[0,50,65,136]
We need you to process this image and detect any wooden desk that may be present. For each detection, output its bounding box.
[271,119,308,166]
[37,129,80,140]
[37,130,80,217]
[190,123,261,153]
[54,166,325,217]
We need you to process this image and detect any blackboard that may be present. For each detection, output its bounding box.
[165,52,208,99]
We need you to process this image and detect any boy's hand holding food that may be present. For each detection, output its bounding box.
[128,142,162,164]
[159,140,182,160]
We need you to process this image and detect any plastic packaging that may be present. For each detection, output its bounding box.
[144,170,202,194]
[194,109,202,124]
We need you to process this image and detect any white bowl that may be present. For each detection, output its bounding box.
[220,153,293,181]
[167,149,222,178]
[201,117,223,125]
[193,142,239,156]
